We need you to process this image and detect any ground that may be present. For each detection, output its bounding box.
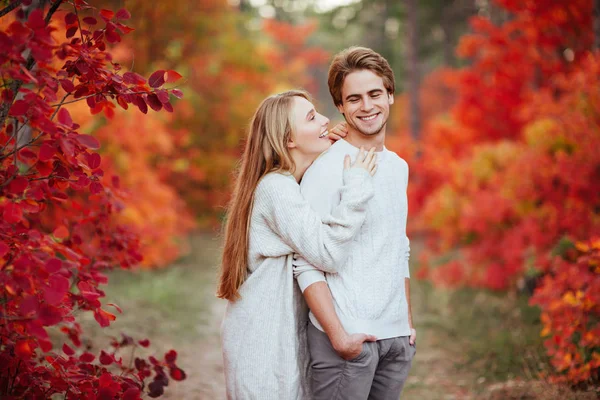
[80,234,598,399]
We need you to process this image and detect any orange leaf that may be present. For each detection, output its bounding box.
[53,225,69,240]
[165,70,183,83]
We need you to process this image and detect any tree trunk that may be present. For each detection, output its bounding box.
[405,0,421,140]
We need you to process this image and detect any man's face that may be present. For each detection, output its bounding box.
[337,69,394,136]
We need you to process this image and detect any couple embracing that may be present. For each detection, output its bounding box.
[217,47,416,400]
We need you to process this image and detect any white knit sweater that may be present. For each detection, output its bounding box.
[294,139,412,340]
[221,167,374,400]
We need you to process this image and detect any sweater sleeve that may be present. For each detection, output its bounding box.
[255,168,373,273]
[402,160,411,278]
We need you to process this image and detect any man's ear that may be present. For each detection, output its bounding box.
[388,93,395,105]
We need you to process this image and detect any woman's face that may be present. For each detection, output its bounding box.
[289,96,331,158]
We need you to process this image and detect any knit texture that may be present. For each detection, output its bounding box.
[294,139,412,340]
[221,167,374,399]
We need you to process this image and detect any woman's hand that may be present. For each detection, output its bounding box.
[344,147,378,176]
[329,121,348,143]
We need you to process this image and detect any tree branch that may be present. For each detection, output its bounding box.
[0,0,65,128]
[0,0,23,19]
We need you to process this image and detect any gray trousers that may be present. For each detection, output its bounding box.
[307,322,415,400]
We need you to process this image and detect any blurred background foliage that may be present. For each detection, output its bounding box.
[51,0,600,390]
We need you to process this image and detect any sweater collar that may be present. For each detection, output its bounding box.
[335,139,389,162]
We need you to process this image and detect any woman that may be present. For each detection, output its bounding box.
[217,90,377,399]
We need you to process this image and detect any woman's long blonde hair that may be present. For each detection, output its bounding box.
[217,90,310,301]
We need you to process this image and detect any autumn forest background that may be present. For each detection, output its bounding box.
[1,0,599,398]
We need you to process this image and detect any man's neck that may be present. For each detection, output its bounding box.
[344,128,386,152]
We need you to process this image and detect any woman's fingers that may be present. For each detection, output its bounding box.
[330,123,348,138]
[364,147,376,165]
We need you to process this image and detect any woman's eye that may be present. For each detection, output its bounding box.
[310,115,315,120]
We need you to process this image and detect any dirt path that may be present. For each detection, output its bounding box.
[100,234,595,400]
[162,299,227,399]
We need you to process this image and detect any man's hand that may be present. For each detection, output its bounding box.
[409,328,417,346]
[328,121,348,143]
[331,332,377,361]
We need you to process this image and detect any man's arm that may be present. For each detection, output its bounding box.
[304,282,376,360]
[294,151,376,359]
[405,277,416,345]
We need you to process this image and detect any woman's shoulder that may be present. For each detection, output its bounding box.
[255,172,299,200]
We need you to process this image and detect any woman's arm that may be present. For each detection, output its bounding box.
[256,150,376,272]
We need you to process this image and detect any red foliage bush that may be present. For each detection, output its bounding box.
[530,238,600,386]
[0,1,185,397]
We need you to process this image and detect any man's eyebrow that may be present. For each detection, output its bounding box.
[344,89,384,101]
[306,108,315,119]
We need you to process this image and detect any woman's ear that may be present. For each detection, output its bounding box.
[287,140,296,149]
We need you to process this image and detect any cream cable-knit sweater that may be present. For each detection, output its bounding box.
[294,139,412,341]
[221,167,374,400]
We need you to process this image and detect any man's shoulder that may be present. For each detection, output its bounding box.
[301,142,347,187]
[384,149,409,172]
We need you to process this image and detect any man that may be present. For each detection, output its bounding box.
[293,47,416,400]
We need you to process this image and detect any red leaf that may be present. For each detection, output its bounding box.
[57,108,73,127]
[79,352,95,362]
[26,9,45,30]
[3,202,23,224]
[10,99,29,116]
[165,70,183,83]
[115,8,131,20]
[107,303,123,314]
[60,79,75,93]
[66,26,78,39]
[53,225,69,240]
[94,308,116,328]
[122,388,141,400]
[59,138,75,157]
[170,367,186,381]
[156,90,169,103]
[86,152,101,169]
[75,134,100,150]
[7,176,28,195]
[146,94,162,111]
[83,17,97,25]
[15,340,33,358]
[36,160,53,175]
[48,275,70,301]
[39,142,56,161]
[116,96,129,110]
[20,295,39,316]
[163,101,173,113]
[148,70,165,88]
[135,96,148,114]
[138,339,150,348]
[65,13,77,25]
[0,241,9,258]
[105,29,121,44]
[99,350,113,365]
[123,72,146,85]
[18,147,37,162]
[39,304,62,326]
[90,181,103,194]
[45,258,62,273]
[165,350,177,363]
[28,321,49,340]
[62,343,75,356]
[100,9,115,20]
[171,89,184,99]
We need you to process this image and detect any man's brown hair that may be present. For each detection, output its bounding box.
[328,46,395,107]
